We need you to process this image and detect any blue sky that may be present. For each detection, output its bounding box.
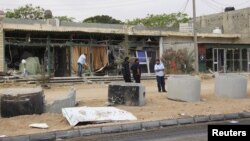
[0,0,250,22]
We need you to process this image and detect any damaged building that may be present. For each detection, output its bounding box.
[0,8,249,76]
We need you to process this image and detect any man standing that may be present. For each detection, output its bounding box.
[77,53,86,77]
[131,58,141,83]
[154,59,166,92]
[122,57,132,82]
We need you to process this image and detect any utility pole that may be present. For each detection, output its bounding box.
[193,0,199,73]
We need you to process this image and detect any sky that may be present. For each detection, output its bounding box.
[1,0,250,22]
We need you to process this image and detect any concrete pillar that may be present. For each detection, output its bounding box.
[215,74,247,99]
[159,37,163,60]
[167,75,201,102]
[0,11,4,72]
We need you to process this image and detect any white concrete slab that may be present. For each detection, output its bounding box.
[62,106,137,126]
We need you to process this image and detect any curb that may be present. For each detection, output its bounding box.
[1,112,250,141]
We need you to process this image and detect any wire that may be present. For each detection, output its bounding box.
[201,0,223,12]
[210,0,250,7]
[179,0,190,13]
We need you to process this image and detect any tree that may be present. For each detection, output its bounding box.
[54,16,75,22]
[83,15,122,24]
[5,4,45,19]
[5,4,75,22]
[127,12,190,28]
[161,48,194,74]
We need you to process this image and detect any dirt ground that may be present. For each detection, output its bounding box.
[1,76,250,136]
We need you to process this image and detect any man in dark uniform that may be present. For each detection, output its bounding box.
[131,58,141,83]
[122,57,132,82]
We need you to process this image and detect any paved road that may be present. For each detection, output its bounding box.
[67,118,250,141]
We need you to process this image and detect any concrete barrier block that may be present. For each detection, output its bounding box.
[194,116,209,123]
[56,129,79,139]
[167,75,200,102]
[2,136,29,141]
[79,127,102,136]
[108,83,145,106]
[102,125,122,133]
[224,113,240,120]
[121,122,142,131]
[141,121,160,129]
[177,117,194,124]
[215,74,247,99]
[209,114,225,121]
[45,88,76,113]
[239,112,250,118]
[160,119,178,127]
[29,132,56,141]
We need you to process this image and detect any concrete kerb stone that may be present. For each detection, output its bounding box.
[209,114,225,121]
[2,112,250,140]
[121,122,142,132]
[141,121,160,129]
[79,127,102,136]
[194,116,210,123]
[224,113,240,120]
[56,129,80,140]
[177,117,194,125]
[239,112,250,118]
[101,125,122,134]
[29,132,56,141]
[2,135,29,141]
[160,119,178,127]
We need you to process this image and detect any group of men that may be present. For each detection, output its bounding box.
[122,57,166,92]
[77,53,166,93]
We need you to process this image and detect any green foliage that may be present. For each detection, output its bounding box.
[83,15,122,24]
[161,48,195,74]
[54,16,75,22]
[5,4,75,22]
[127,12,190,28]
[5,4,45,19]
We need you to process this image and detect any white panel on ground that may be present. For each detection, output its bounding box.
[62,106,137,126]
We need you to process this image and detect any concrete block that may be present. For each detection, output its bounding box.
[209,114,225,121]
[102,125,122,133]
[160,119,178,127]
[56,129,79,139]
[194,116,209,123]
[0,87,44,117]
[215,74,247,99]
[29,132,56,141]
[224,113,240,120]
[79,127,102,136]
[177,117,194,124]
[108,83,145,106]
[141,121,160,129]
[121,122,142,131]
[2,136,29,141]
[45,88,76,113]
[167,75,200,102]
[239,112,250,118]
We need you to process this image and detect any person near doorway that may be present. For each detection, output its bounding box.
[122,57,132,82]
[170,60,177,74]
[77,53,86,77]
[154,59,166,92]
[131,58,141,83]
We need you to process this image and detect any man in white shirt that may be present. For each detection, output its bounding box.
[154,59,166,92]
[77,53,86,77]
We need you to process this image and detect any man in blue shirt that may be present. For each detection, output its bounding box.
[154,59,166,92]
